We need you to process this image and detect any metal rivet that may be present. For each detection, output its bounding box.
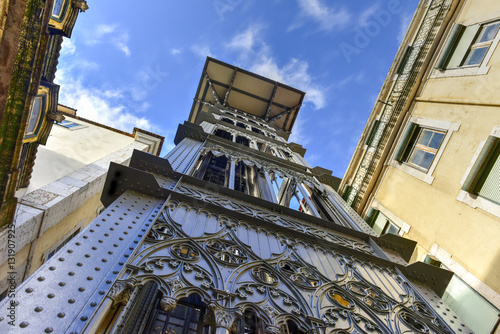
[67,249,73,253]
[119,262,124,265]
[57,313,65,318]
[79,287,85,292]
[87,277,93,281]
[90,229,94,233]
[92,247,97,250]
[77,262,83,266]
[85,254,91,258]
[35,307,43,312]
[59,258,65,262]
[99,240,104,243]
[95,267,101,271]
[83,236,88,239]
[59,282,66,287]
[124,254,129,258]
[106,280,112,284]
[119,237,124,240]
[113,271,118,274]
[102,259,107,262]
[68,272,75,276]
[25,288,33,293]
[38,277,45,281]
[96,224,101,227]
[108,251,113,254]
[99,291,105,295]
[115,222,119,225]
[20,322,29,328]
[113,244,118,247]
[68,299,75,304]
[104,233,109,237]
[76,242,81,246]
[90,302,97,307]
[123,232,128,235]
[48,293,55,298]
[110,228,114,231]
[49,266,56,271]
[45,328,53,333]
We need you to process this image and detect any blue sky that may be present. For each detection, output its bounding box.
[56,0,418,178]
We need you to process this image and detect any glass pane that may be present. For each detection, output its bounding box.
[52,0,64,16]
[27,97,43,134]
[428,132,445,149]
[420,151,435,170]
[465,47,489,66]
[384,222,399,235]
[478,23,500,43]
[408,149,424,166]
[417,129,433,146]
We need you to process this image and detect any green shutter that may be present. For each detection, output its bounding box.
[342,185,353,201]
[394,123,418,162]
[364,208,379,228]
[447,24,481,68]
[365,121,381,147]
[462,137,499,193]
[442,275,500,334]
[397,46,413,74]
[477,143,500,204]
[436,24,466,70]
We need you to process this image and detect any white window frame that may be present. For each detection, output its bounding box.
[432,13,500,78]
[457,126,500,218]
[56,119,87,130]
[366,199,411,236]
[391,117,460,184]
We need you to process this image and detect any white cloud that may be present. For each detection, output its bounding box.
[190,44,213,58]
[227,24,263,51]
[56,65,154,132]
[60,38,76,56]
[398,12,413,42]
[295,0,351,31]
[226,24,327,110]
[83,24,131,56]
[251,56,326,110]
[171,48,182,55]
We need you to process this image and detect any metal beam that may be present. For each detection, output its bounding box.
[269,103,301,122]
[264,83,278,120]
[223,68,237,106]
[204,71,221,105]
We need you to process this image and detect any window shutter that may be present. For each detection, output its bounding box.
[462,137,498,192]
[447,24,481,68]
[397,46,413,74]
[365,120,381,147]
[394,123,418,162]
[436,24,466,70]
[365,208,379,227]
[477,143,500,203]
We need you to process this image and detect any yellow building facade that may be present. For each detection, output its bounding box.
[340,0,500,332]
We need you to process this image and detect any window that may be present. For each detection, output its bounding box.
[463,22,500,66]
[365,209,399,236]
[221,117,234,125]
[462,136,500,205]
[437,21,500,70]
[25,96,44,138]
[394,124,445,172]
[235,135,249,147]
[145,294,207,334]
[56,120,85,130]
[214,129,233,141]
[45,228,80,262]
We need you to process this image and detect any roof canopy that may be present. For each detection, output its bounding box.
[189,57,305,133]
